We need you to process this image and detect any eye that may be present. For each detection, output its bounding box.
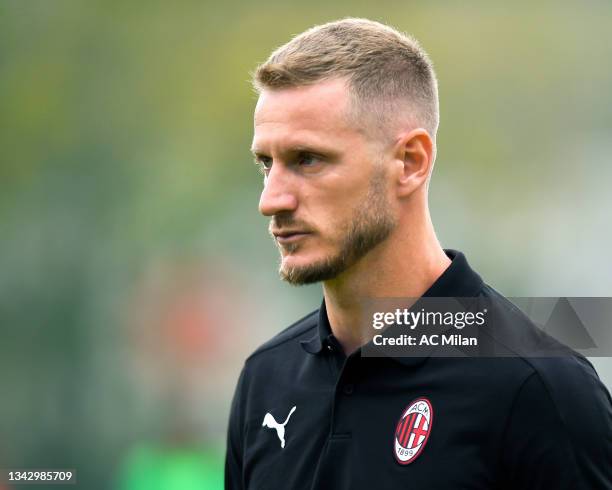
[297,153,319,167]
[254,156,272,175]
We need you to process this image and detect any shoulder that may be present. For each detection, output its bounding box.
[500,355,612,487]
[229,308,319,414]
[478,286,612,485]
[479,284,611,407]
[244,308,319,364]
[526,355,612,444]
[478,284,585,358]
[473,284,612,435]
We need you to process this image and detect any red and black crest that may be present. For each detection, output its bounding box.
[393,397,433,465]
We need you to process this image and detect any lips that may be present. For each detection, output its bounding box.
[272,230,311,245]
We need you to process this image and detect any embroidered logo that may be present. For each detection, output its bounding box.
[262,406,296,449]
[393,397,433,464]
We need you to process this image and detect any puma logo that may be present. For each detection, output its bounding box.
[262,406,297,448]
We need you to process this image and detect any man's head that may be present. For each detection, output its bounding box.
[251,18,439,285]
[254,18,439,143]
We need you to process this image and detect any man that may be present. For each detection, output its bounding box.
[225,18,612,489]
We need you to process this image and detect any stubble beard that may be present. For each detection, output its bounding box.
[276,168,397,285]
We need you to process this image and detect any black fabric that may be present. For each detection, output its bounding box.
[225,250,612,489]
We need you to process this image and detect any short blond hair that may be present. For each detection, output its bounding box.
[253,18,439,141]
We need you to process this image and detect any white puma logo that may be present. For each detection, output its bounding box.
[262,406,296,448]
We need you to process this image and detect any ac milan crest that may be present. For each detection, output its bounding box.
[393,397,433,465]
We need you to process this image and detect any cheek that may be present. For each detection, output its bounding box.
[311,197,354,241]
[300,167,372,233]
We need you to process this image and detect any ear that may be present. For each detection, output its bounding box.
[392,129,435,198]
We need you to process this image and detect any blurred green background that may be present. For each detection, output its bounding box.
[1,1,611,489]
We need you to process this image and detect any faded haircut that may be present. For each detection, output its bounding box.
[253,18,439,142]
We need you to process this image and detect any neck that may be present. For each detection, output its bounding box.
[322,208,450,355]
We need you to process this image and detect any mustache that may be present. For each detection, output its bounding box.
[268,214,313,234]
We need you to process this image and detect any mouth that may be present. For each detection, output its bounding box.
[272,230,311,245]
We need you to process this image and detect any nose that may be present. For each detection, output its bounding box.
[258,164,298,217]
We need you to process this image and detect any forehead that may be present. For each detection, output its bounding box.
[252,78,360,152]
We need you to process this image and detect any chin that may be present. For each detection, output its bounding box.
[280,255,314,272]
[279,251,343,286]
[280,248,327,268]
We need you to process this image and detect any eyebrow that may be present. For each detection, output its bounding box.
[250,148,266,157]
[250,145,337,159]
